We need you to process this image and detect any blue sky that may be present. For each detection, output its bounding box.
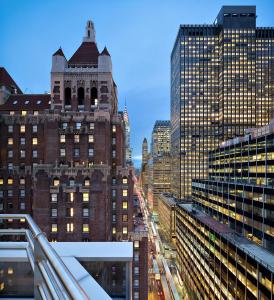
[1,0,274,167]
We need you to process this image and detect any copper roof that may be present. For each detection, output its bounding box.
[0,94,51,111]
[68,42,99,65]
[0,67,22,94]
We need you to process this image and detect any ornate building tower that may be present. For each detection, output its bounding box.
[123,103,132,165]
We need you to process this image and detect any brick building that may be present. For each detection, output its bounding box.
[0,21,147,299]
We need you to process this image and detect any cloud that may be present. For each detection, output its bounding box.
[132,155,142,161]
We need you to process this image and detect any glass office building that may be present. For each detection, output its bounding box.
[171,6,274,199]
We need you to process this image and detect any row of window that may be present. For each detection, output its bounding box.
[60,134,94,143]
[51,223,90,233]
[8,124,38,133]
[51,207,89,217]
[8,137,38,145]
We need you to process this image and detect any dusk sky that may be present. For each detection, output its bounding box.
[1,0,274,167]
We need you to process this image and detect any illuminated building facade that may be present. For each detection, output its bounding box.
[122,104,132,165]
[0,21,147,299]
[151,120,170,156]
[140,138,149,195]
[171,6,274,199]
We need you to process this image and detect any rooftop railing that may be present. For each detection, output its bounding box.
[0,214,90,300]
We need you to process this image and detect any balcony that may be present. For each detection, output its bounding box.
[0,214,133,299]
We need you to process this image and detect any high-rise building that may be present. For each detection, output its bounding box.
[171,6,274,199]
[176,120,274,299]
[140,138,149,196]
[142,138,148,165]
[122,104,132,165]
[0,21,147,300]
[147,120,171,212]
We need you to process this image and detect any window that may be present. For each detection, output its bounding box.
[122,177,128,184]
[84,178,90,186]
[8,138,13,145]
[112,202,116,210]
[112,215,116,222]
[20,150,26,158]
[75,122,81,130]
[8,163,13,170]
[20,138,25,145]
[20,178,25,185]
[51,208,57,217]
[53,178,60,186]
[112,125,116,133]
[21,111,27,116]
[60,135,66,143]
[8,125,13,133]
[122,214,128,222]
[20,202,25,210]
[33,150,38,158]
[32,125,37,133]
[88,148,94,157]
[89,123,94,130]
[0,178,3,185]
[122,189,128,197]
[51,193,58,202]
[69,192,74,202]
[20,190,25,197]
[62,123,68,129]
[88,135,94,143]
[20,125,26,133]
[65,87,71,106]
[32,138,38,145]
[134,241,139,249]
[83,192,89,202]
[74,135,80,143]
[90,87,97,105]
[69,178,75,186]
[134,279,139,287]
[10,111,14,115]
[33,111,39,116]
[8,190,13,197]
[112,189,116,197]
[51,224,58,233]
[83,208,89,217]
[68,208,74,217]
[8,150,13,158]
[134,292,139,299]
[77,87,85,106]
[122,201,128,209]
[112,138,116,145]
[112,227,116,235]
[122,227,128,234]
[67,223,74,232]
[8,178,13,185]
[83,224,89,233]
[60,149,66,157]
[134,267,139,275]
[112,150,116,158]
[112,177,116,184]
[74,148,80,157]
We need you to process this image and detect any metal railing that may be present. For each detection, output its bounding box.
[0,214,90,300]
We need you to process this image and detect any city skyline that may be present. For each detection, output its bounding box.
[1,0,274,167]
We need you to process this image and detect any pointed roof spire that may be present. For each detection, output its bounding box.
[100,46,110,56]
[83,20,96,43]
[53,47,65,57]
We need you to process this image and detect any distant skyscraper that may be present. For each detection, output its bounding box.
[171,5,274,199]
[151,120,171,157]
[142,138,148,165]
[123,103,132,165]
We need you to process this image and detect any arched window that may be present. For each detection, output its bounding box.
[90,87,97,106]
[65,87,71,106]
[77,87,85,106]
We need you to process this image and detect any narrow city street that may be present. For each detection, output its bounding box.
[134,181,188,300]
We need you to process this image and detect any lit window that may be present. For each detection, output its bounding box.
[112,227,116,235]
[134,241,140,248]
[74,148,80,157]
[112,138,116,145]
[76,122,81,129]
[51,224,58,233]
[20,190,25,197]
[83,208,89,217]
[20,202,25,210]
[8,163,13,170]
[8,150,13,158]
[83,224,89,233]
[20,125,26,133]
[7,267,13,275]
[67,223,74,232]
[69,178,75,186]
[53,178,60,186]
[51,208,57,217]
[122,227,128,234]
[33,150,38,158]
[51,193,57,202]
[122,201,128,209]
[112,202,116,210]
[112,150,116,158]
[33,111,39,116]
[69,192,74,202]
[60,149,66,157]
[32,138,38,145]
[112,125,116,133]
[88,135,94,143]
[20,150,26,158]
[74,135,80,143]
[8,138,13,145]
[10,111,14,115]
[122,189,128,197]
[122,177,128,184]
[60,135,66,143]
[8,125,13,133]
[20,178,25,185]
[8,190,13,197]
[20,138,25,145]
[8,178,13,185]
[21,111,27,116]
[84,178,90,186]
[69,208,74,217]
[62,123,68,129]
[112,189,116,197]
[89,123,94,130]
[88,148,94,157]
[0,178,3,185]
[112,214,116,222]
[122,214,128,222]
[83,192,89,202]
[37,100,41,105]
[32,125,38,133]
